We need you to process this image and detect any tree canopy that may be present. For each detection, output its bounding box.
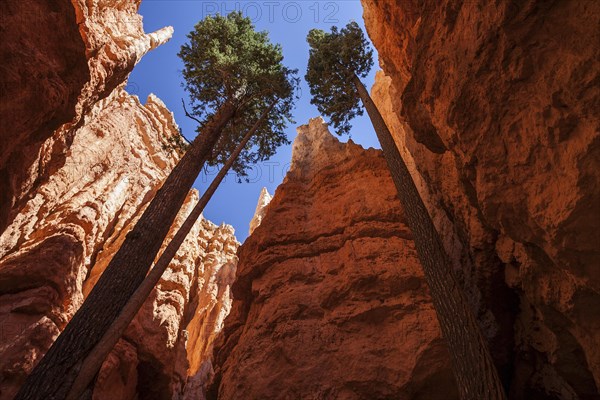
[305,22,374,135]
[179,12,298,176]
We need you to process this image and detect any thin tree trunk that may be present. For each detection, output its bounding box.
[352,74,506,400]
[16,103,237,400]
[66,102,275,400]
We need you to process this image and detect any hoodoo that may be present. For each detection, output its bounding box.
[210,119,459,399]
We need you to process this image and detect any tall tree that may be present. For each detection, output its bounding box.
[17,12,297,400]
[305,22,506,400]
[67,102,279,400]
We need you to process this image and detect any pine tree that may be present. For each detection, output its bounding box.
[305,22,506,400]
[66,102,279,400]
[17,12,297,400]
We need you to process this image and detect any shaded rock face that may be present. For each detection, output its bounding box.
[0,0,88,231]
[0,1,237,399]
[211,118,459,400]
[362,0,600,398]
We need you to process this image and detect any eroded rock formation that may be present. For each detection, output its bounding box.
[0,87,238,400]
[92,191,238,399]
[0,0,172,233]
[248,188,272,235]
[2,0,598,399]
[211,118,459,399]
[363,0,600,397]
[0,1,238,399]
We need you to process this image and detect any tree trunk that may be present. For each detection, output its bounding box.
[66,102,275,400]
[352,74,506,400]
[15,103,237,400]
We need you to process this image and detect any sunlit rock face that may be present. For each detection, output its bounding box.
[363,0,600,397]
[0,88,239,400]
[92,190,238,400]
[0,1,237,399]
[210,118,459,400]
[0,0,172,233]
[248,188,272,235]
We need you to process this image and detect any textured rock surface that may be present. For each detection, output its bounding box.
[0,1,237,399]
[363,0,600,397]
[248,187,272,235]
[0,0,172,233]
[211,118,459,400]
[93,191,238,400]
[0,85,239,400]
[0,0,88,231]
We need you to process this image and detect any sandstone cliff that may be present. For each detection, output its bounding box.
[2,0,598,399]
[211,118,459,399]
[92,190,238,400]
[0,0,172,234]
[363,1,600,398]
[0,1,238,399]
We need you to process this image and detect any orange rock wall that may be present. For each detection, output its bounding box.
[0,1,237,399]
[92,190,238,400]
[0,0,88,232]
[211,118,459,399]
[0,0,172,233]
[363,0,600,397]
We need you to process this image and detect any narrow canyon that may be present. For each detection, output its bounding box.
[0,0,598,399]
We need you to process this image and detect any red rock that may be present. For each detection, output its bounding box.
[248,188,272,235]
[0,0,172,233]
[211,118,459,399]
[363,0,600,397]
[0,0,88,232]
[0,2,237,399]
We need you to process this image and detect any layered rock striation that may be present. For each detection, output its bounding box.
[0,87,239,400]
[0,0,172,233]
[92,190,238,400]
[211,118,459,400]
[0,1,237,399]
[2,0,598,399]
[363,0,600,397]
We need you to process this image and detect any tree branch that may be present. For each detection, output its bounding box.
[181,98,202,125]
[179,132,192,145]
[237,87,275,109]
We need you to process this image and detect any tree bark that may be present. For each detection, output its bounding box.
[15,103,237,400]
[66,102,275,400]
[352,74,506,400]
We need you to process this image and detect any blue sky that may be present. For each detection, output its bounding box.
[130,1,380,242]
